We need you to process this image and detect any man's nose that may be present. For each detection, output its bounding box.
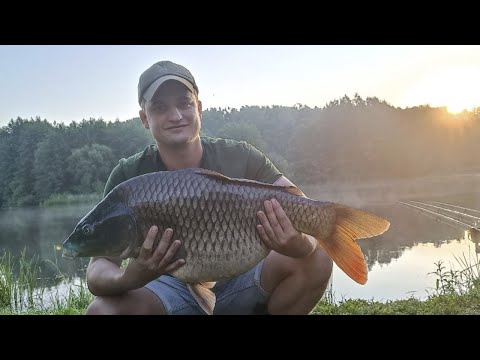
[167,106,182,121]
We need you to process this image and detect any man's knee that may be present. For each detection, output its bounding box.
[85,297,106,315]
[85,288,166,315]
[85,297,123,315]
[301,246,333,289]
[262,246,333,294]
[85,295,131,315]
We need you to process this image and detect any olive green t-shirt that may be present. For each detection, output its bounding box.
[103,136,283,197]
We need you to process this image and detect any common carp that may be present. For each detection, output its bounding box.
[62,168,390,314]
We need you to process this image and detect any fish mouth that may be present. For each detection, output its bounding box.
[62,247,79,260]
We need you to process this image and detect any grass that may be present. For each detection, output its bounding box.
[313,254,480,315]
[0,250,479,315]
[0,250,93,314]
[0,250,44,311]
[312,285,480,315]
[41,193,102,207]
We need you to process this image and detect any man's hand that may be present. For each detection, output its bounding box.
[120,226,185,291]
[256,198,316,258]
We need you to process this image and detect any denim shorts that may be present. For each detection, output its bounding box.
[144,259,270,315]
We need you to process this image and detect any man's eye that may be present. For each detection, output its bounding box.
[153,104,167,112]
[179,101,193,109]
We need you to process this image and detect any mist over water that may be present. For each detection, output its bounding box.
[0,173,479,303]
[0,204,93,288]
[301,173,480,301]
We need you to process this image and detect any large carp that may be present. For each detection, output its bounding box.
[62,168,390,314]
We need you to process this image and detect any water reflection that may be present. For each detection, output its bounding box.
[332,235,479,301]
[0,204,92,288]
[0,176,479,302]
[301,176,480,301]
[466,228,480,253]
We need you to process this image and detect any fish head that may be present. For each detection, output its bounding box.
[62,193,137,259]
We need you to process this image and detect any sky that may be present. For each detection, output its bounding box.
[1,45,480,127]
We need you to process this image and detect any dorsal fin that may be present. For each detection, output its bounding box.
[193,168,304,197]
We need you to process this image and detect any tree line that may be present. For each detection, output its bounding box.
[1,94,479,208]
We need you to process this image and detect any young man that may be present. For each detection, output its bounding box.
[85,60,333,315]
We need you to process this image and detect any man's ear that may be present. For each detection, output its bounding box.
[139,109,149,129]
[197,100,203,117]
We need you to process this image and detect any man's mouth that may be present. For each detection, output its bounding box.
[166,124,188,130]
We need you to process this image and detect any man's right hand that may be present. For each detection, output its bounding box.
[120,226,185,291]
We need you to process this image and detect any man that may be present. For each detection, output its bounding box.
[85,60,333,315]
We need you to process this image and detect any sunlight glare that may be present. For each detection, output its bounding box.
[402,66,480,114]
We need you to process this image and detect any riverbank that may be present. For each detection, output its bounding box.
[41,193,101,207]
[2,287,479,315]
[1,252,478,315]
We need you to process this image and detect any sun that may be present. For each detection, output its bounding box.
[447,105,469,115]
[401,65,480,114]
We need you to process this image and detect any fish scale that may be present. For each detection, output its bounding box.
[63,168,390,292]
[118,169,305,282]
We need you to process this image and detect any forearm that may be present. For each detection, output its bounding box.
[86,258,130,296]
[293,233,318,258]
[283,233,318,258]
[271,176,317,257]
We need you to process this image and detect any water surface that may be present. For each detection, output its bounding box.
[1,174,479,303]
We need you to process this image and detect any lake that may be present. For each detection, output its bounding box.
[1,174,479,305]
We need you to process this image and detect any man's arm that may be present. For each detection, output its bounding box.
[255,175,317,258]
[87,257,123,296]
[86,226,185,296]
[87,162,129,296]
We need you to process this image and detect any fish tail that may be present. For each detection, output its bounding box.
[315,204,390,285]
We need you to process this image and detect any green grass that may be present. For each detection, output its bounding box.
[313,256,480,315]
[0,250,44,312]
[41,193,102,207]
[1,250,479,315]
[0,250,93,314]
[313,287,480,315]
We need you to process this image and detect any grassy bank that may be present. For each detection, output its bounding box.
[1,252,479,315]
[41,193,102,207]
[313,286,480,314]
[0,251,93,314]
[313,257,480,314]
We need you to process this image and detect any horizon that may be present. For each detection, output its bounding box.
[1,45,480,127]
[2,97,468,128]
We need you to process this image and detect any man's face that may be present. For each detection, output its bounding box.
[140,80,202,146]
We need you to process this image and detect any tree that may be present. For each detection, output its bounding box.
[102,118,153,159]
[1,117,54,206]
[33,130,71,202]
[66,144,116,194]
[217,122,266,151]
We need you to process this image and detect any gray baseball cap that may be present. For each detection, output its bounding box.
[138,60,199,106]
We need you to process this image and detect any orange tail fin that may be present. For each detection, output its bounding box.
[316,204,390,285]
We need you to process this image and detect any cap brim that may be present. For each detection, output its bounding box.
[143,75,196,102]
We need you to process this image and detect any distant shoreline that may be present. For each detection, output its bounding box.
[300,172,480,207]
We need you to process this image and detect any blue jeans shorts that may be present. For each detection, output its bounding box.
[144,259,270,315]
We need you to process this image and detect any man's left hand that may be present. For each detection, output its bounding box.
[256,198,315,258]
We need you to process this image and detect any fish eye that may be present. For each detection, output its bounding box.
[82,224,94,236]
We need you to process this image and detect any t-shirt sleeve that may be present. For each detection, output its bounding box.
[245,143,283,184]
[103,162,127,198]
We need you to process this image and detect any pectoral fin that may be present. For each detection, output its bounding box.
[187,282,217,315]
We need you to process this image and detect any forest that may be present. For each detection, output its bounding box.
[1,94,479,208]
